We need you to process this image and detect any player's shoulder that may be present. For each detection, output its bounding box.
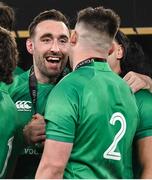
[58,69,92,89]
[7,70,30,96]
[135,89,152,99]
[57,71,79,85]
[10,70,29,87]
[49,71,83,98]
[135,89,152,107]
[15,69,29,81]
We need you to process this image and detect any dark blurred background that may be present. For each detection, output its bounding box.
[2,0,152,70]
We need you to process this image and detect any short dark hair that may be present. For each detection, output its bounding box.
[116,30,152,78]
[77,6,120,38]
[28,9,69,37]
[0,2,15,31]
[0,26,18,84]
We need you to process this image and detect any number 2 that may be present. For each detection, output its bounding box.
[103,112,126,161]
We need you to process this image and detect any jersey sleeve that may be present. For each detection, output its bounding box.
[135,90,152,140]
[45,78,79,143]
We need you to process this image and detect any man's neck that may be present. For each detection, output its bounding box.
[72,47,108,70]
[72,52,107,70]
[33,67,57,84]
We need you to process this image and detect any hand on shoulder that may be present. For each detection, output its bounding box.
[123,71,152,93]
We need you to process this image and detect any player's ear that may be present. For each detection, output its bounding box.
[26,38,34,54]
[116,44,124,59]
[70,30,78,46]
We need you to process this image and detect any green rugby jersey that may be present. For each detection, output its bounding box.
[0,83,19,178]
[133,89,152,178]
[7,69,55,178]
[135,90,152,139]
[13,66,24,76]
[45,61,139,179]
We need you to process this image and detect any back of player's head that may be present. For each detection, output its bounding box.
[0,2,15,31]
[76,6,120,39]
[0,26,18,84]
[75,6,120,52]
[28,9,69,38]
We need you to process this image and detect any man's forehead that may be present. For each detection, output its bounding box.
[35,20,69,36]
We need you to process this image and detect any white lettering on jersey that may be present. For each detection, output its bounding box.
[24,148,39,155]
[15,101,32,112]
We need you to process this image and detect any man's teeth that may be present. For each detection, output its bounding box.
[50,57,59,60]
[46,57,60,62]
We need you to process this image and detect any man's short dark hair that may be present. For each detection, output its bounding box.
[28,9,69,38]
[0,2,15,31]
[0,26,18,84]
[77,6,120,38]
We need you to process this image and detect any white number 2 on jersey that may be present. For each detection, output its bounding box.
[0,136,14,178]
[103,112,126,161]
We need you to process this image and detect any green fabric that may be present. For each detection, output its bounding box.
[7,69,55,178]
[0,82,19,178]
[135,90,152,139]
[13,66,24,76]
[133,90,152,178]
[45,61,139,179]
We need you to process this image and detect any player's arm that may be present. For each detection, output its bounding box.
[35,139,73,179]
[23,113,46,145]
[136,136,152,178]
[123,71,152,93]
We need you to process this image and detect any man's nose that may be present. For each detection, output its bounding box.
[50,40,60,53]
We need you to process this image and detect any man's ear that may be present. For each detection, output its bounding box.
[116,44,124,59]
[70,30,78,46]
[26,38,33,54]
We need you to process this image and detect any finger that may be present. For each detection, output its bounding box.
[123,73,132,81]
[23,127,46,145]
[27,129,45,144]
[32,127,46,136]
[130,84,140,93]
[125,76,136,87]
[24,124,46,137]
[130,81,145,93]
[30,124,46,132]
[31,118,46,125]
[32,118,45,125]
[123,71,136,81]
[33,113,44,120]
[33,135,46,143]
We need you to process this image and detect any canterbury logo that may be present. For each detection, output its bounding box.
[15,101,32,111]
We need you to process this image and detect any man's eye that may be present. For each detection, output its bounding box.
[60,39,68,43]
[42,38,51,42]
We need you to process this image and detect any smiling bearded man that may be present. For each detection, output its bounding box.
[7,9,70,179]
